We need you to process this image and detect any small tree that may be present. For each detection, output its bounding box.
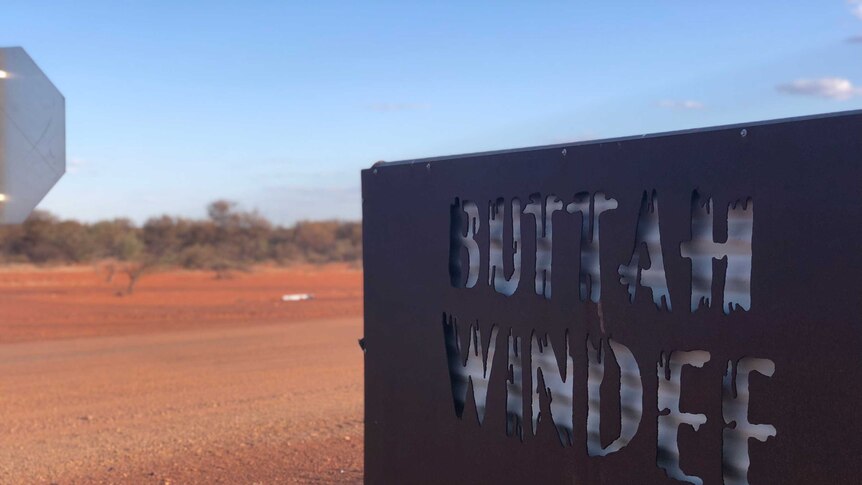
[104,261,117,283]
[122,257,161,295]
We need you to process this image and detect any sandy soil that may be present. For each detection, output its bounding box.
[0,265,364,484]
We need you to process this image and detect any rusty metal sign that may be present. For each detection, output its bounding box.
[361,111,862,484]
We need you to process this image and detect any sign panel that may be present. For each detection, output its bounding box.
[362,111,862,484]
[0,47,66,224]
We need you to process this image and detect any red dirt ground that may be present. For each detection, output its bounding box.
[0,265,364,483]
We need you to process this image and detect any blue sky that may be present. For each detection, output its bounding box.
[2,1,861,224]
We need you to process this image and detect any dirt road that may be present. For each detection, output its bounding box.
[0,266,364,484]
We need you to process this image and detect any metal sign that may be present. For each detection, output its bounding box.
[0,47,66,224]
[361,111,862,484]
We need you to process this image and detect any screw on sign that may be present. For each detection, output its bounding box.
[362,111,862,484]
[0,47,66,224]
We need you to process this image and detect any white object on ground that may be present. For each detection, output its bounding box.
[281,293,314,302]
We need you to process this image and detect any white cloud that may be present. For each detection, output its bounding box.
[657,99,705,110]
[776,77,862,100]
[851,0,862,20]
[366,102,429,113]
[67,158,86,174]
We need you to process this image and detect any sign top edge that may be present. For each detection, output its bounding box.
[366,109,862,172]
[0,46,66,101]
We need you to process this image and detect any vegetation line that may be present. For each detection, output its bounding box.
[0,200,361,291]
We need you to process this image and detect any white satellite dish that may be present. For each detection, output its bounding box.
[0,47,65,224]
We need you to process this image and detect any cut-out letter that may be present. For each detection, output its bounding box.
[586,337,643,456]
[619,190,672,310]
[722,358,776,485]
[506,330,524,440]
[449,199,481,288]
[442,314,499,425]
[568,192,619,303]
[523,194,564,299]
[531,332,574,446]
[489,198,521,296]
[657,350,710,485]
[680,191,753,314]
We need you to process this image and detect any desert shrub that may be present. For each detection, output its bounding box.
[178,244,220,269]
[92,219,143,261]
